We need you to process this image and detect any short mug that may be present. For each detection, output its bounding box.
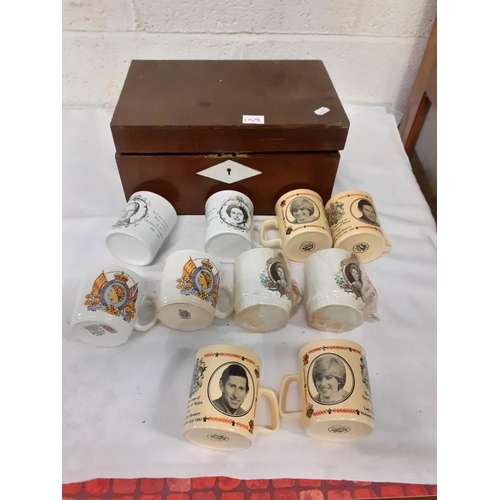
[234,248,302,333]
[260,189,332,262]
[325,190,390,263]
[304,248,379,333]
[279,339,375,441]
[184,344,280,450]
[204,190,255,263]
[106,191,178,266]
[71,265,158,347]
[157,250,234,331]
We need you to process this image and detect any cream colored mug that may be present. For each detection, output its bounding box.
[260,189,333,263]
[325,190,391,263]
[183,344,280,451]
[279,339,375,442]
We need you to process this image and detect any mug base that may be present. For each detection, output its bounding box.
[235,304,289,333]
[334,232,385,263]
[308,304,364,333]
[157,303,213,331]
[305,419,374,442]
[285,232,333,263]
[184,427,252,451]
[205,233,252,263]
[106,233,153,266]
[72,321,130,347]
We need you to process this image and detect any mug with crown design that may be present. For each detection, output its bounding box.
[156,250,234,331]
[71,265,158,347]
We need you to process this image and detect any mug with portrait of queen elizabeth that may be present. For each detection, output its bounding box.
[204,190,256,263]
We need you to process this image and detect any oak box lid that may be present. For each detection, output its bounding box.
[110,60,349,154]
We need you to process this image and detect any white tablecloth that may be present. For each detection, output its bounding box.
[62,105,437,485]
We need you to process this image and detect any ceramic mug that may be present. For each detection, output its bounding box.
[183,344,280,450]
[234,248,303,333]
[279,339,374,442]
[71,265,158,347]
[304,248,379,333]
[204,190,255,263]
[325,190,390,263]
[260,189,332,262]
[157,250,234,331]
[106,191,178,266]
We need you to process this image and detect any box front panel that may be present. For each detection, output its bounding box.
[115,153,341,216]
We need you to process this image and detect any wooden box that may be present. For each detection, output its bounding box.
[110,60,349,215]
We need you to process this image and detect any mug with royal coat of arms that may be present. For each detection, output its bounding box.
[157,250,234,331]
[71,265,158,347]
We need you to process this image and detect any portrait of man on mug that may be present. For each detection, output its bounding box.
[212,363,250,416]
[354,199,380,227]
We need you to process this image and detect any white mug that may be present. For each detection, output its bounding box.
[71,265,158,347]
[279,339,375,442]
[157,250,234,331]
[304,249,379,333]
[106,191,178,266]
[204,190,255,263]
[234,248,302,333]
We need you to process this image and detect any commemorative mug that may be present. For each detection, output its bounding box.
[71,265,158,347]
[279,339,374,441]
[260,189,332,262]
[234,248,302,333]
[304,248,379,333]
[184,344,280,450]
[204,190,255,263]
[106,191,178,266]
[157,250,234,331]
[325,190,390,263]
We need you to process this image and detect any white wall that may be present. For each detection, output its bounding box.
[62,0,436,116]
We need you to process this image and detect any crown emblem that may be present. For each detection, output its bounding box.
[201,259,214,271]
[114,271,129,284]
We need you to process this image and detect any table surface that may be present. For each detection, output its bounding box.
[62,104,437,490]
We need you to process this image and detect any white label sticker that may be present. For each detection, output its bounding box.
[314,107,330,116]
[243,115,265,124]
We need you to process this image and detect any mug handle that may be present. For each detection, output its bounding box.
[382,229,392,253]
[214,284,234,319]
[254,387,280,436]
[279,375,302,418]
[290,279,303,316]
[135,295,159,332]
[260,219,282,248]
[252,224,263,248]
